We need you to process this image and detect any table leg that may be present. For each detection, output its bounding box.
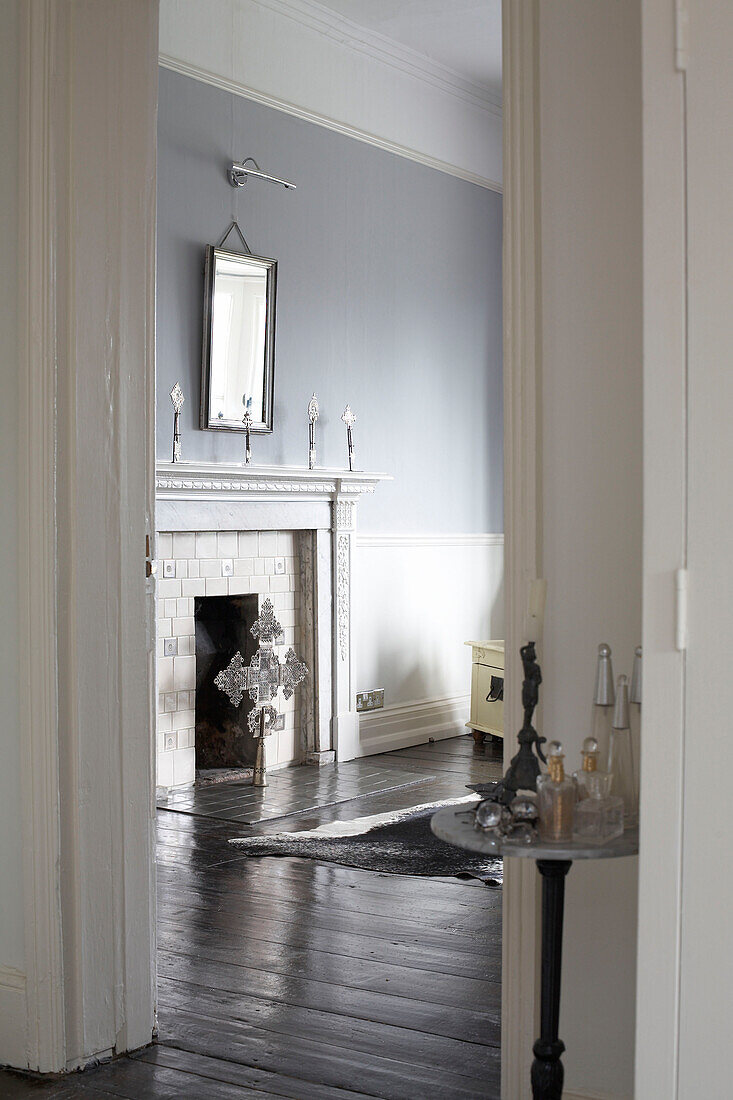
[531,859,572,1099]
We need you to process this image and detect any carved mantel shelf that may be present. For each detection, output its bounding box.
[156,461,391,502]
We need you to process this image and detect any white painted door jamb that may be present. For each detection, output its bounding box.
[635,0,688,1093]
[501,2,542,1095]
[18,1,66,1072]
[16,0,159,1072]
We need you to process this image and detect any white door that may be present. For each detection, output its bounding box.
[637,3,733,1094]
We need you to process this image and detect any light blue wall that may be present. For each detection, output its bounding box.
[157,68,503,533]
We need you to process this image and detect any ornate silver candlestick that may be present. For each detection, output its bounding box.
[169,382,184,462]
[308,393,319,470]
[214,598,308,787]
[341,405,356,471]
[242,410,253,465]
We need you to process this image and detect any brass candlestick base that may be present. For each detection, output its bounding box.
[253,736,268,787]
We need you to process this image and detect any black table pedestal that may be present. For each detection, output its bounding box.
[531,859,572,1100]
[430,807,639,1094]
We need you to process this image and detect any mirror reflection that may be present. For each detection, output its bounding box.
[201,247,276,432]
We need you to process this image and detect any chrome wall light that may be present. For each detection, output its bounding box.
[228,156,297,190]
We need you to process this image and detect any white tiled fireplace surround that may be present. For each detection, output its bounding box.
[155,461,389,789]
[155,529,301,787]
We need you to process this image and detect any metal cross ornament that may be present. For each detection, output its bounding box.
[214,598,308,786]
[170,382,185,462]
[341,404,356,471]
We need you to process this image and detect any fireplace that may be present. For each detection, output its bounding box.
[155,461,389,788]
[154,527,303,788]
[194,593,259,774]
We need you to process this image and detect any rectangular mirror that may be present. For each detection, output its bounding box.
[200,246,277,432]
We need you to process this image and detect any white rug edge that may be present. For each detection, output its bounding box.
[228,793,478,846]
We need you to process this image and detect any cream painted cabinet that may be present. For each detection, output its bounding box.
[465,640,504,744]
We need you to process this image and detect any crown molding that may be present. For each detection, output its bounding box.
[158,54,502,193]
[253,0,503,118]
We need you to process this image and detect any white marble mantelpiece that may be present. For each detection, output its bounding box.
[156,461,390,533]
[155,461,391,765]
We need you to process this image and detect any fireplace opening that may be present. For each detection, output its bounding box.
[194,593,259,779]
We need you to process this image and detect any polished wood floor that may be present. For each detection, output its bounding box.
[0,735,503,1100]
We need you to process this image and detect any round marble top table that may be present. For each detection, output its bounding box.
[432,802,639,1100]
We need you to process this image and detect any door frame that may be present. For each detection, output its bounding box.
[500,2,543,1094]
[16,0,541,1079]
[17,0,159,1071]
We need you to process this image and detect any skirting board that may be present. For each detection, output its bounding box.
[357,694,471,756]
[0,966,27,1068]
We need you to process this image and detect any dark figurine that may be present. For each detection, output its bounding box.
[479,641,548,806]
[521,642,542,728]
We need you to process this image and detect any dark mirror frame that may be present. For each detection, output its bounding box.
[199,244,277,434]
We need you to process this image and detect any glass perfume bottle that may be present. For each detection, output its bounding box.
[537,741,575,842]
[630,645,642,808]
[573,736,624,844]
[608,674,638,829]
[591,643,615,770]
[573,736,611,799]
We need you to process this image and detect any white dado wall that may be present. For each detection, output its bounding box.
[355,534,504,753]
[156,530,300,787]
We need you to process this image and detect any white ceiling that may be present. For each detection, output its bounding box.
[314,0,503,103]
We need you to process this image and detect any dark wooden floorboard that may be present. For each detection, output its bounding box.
[155,909,501,978]
[154,858,500,928]
[132,1047,372,1100]
[1,734,502,1099]
[156,962,501,1048]
[155,924,500,1010]
[154,1010,498,1100]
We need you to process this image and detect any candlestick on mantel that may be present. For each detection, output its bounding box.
[341,405,356,471]
[242,411,253,464]
[169,382,184,463]
[525,578,547,642]
[308,393,319,470]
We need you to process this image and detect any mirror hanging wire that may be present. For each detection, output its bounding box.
[216,220,252,256]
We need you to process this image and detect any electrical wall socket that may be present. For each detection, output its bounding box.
[274,557,286,575]
[356,688,385,712]
[162,560,175,578]
[221,559,234,577]
[163,637,178,657]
